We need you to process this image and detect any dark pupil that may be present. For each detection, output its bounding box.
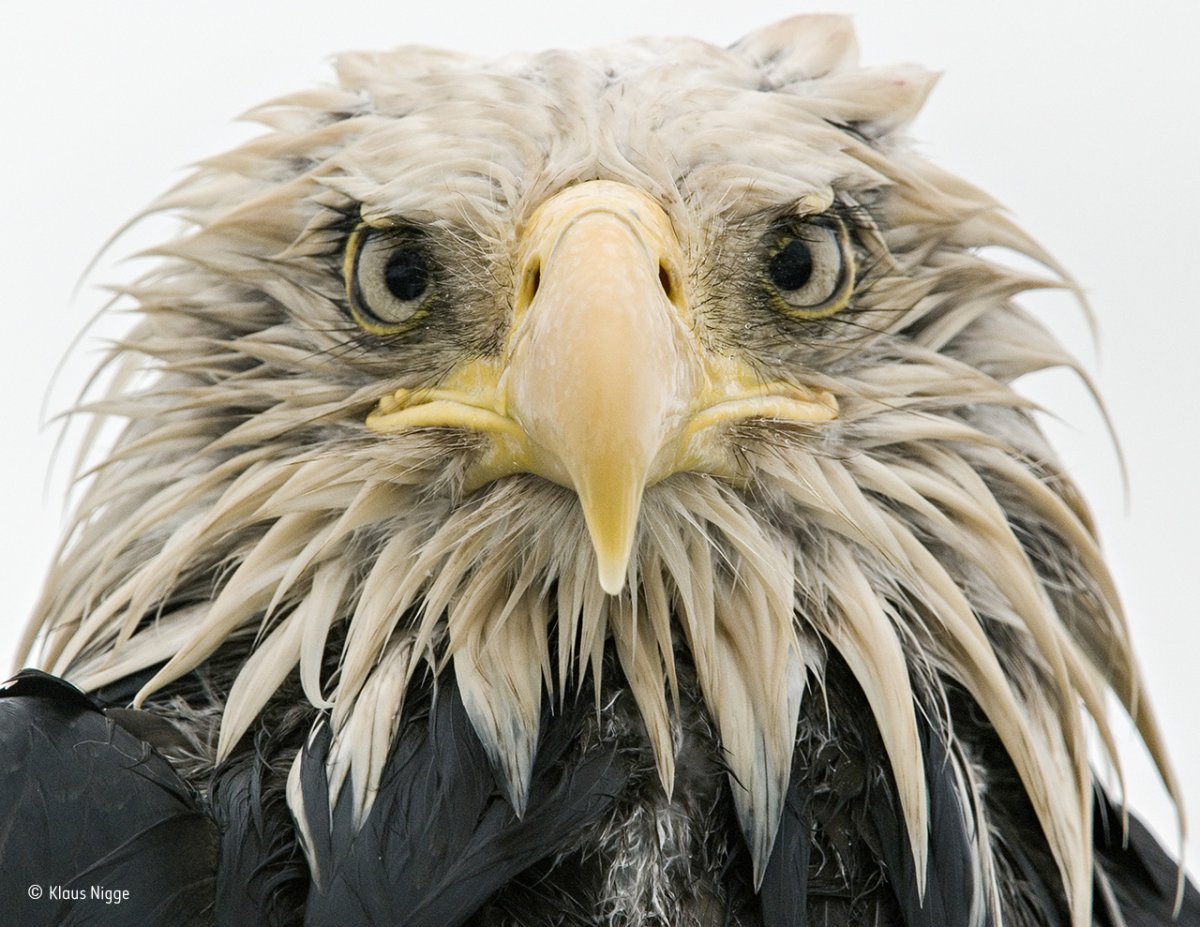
[768,238,813,291]
[384,248,429,302]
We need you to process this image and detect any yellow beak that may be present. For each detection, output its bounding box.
[367,181,837,593]
[502,182,700,592]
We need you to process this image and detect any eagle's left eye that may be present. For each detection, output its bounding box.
[344,224,435,334]
[763,217,854,319]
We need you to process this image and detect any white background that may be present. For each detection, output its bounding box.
[2,0,1197,866]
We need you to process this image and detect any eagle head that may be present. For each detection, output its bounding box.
[19,16,1182,924]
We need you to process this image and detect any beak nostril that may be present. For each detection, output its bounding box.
[520,261,542,307]
[659,263,673,300]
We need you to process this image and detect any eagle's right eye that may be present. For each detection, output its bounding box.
[345,224,435,334]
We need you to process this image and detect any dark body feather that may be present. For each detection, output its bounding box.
[4,647,1197,926]
[0,671,218,926]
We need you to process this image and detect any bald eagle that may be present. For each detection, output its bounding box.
[1,15,1195,927]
